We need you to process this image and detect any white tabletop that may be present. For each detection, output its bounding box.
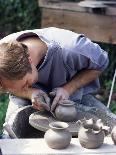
[0,137,116,155]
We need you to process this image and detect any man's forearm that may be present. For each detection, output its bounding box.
[11,87,39,100]
[62,69,102,95]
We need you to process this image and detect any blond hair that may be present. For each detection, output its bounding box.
[0,41,32,80]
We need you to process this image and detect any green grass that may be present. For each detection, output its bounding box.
[0,93,9,135]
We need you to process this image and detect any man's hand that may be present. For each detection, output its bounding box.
[31,90,50,111]
[49,69,101,112]
[10,87,50,111]
[49,87,69,111]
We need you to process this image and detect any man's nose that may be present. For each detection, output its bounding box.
[22,84,30,91]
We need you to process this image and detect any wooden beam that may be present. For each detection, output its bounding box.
[41,8,116,44]
[39,0,116,16]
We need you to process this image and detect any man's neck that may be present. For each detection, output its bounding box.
[20,36,48,66]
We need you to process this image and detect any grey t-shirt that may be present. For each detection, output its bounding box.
[0,27,109,101]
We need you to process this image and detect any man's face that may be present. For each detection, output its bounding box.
[1,65,38,92]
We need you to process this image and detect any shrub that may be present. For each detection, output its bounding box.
[0,0,41,38]
[0,0,41,135]
[0,93,9,135]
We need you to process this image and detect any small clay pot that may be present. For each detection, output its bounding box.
[44,121,72,149]
[55,100,77,122]
[77,118,109,149]
[111,126,116,145]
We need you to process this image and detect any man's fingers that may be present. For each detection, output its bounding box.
[51,95,61,111]
[33,101,50,111]
[43,94,50,105]
[32,96,50,111]
[40,101,50,111]
[40,94,50,111]
[32,103,43,111]
[49,91,56,97]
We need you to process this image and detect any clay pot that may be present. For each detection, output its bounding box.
[55,100,77,122]
[111,126,116,145]
[77,118,110,149]
[44,121,72,149]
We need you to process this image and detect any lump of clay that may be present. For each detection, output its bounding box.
[55,100,77,122]
[77,118,110,149]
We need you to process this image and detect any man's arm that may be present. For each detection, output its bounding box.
[10,87,50,111]
[50,69,101,111]
[12,87,37,100]
[62,69,101,95]
[50,35,108,111]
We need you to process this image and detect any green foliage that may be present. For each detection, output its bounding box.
[110,101,116,114]
[99,43,116,112]
[0,0,41,135]
[98,42,116,83]
[0,93,9,135]
[102,79,116,112]
[0,0,41,38]
[97,42,116,113]
[104,80,116,92]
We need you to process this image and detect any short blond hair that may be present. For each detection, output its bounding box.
[0,41,32,80]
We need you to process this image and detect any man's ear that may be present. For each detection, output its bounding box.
[28,56,33,64]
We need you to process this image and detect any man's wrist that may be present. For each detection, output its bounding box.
[62,83,77,96]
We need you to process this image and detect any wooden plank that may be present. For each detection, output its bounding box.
[41,8,116,44]
[0,137,116,155]
[38,0,116,16]
[39,0,86,12]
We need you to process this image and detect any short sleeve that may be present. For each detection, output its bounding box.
[63,36,109,72]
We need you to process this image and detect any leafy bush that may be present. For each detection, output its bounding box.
[98,42,116,112]
[98,42,116,83]
[110,101,116,114]
[0,0,41,135]
[0,0,41,38]
[0,93,9,135]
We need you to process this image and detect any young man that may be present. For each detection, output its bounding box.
[0,27,110,137]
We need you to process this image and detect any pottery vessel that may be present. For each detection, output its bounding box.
[55,100,77,122]
[44,121,72,149]
[111,126,116,144]
[77,118,110,149]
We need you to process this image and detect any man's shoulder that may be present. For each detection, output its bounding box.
[0,30,32,43]
[0,27,58,44]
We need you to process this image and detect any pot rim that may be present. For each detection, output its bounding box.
[59,102,75,106]
[49,121,69,129]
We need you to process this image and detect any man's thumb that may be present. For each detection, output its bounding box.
[49,91,56,97]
